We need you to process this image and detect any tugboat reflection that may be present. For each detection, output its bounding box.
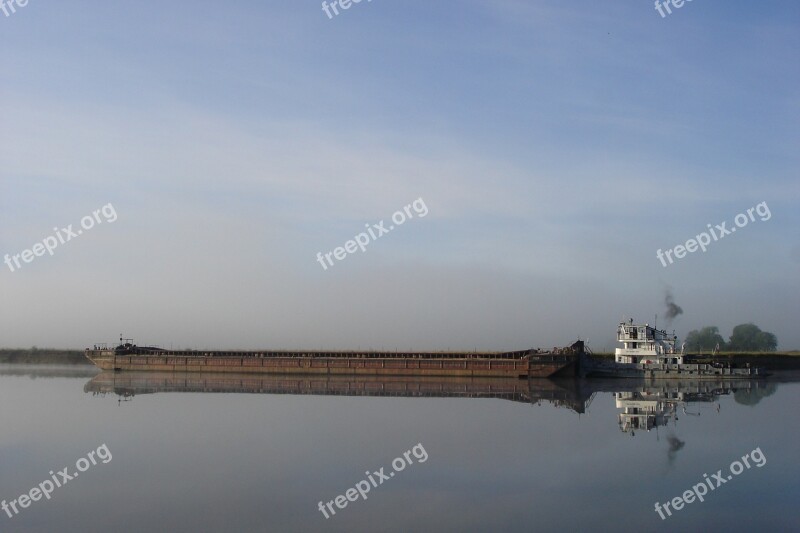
[616,389,680,435]
[613,380,775,436]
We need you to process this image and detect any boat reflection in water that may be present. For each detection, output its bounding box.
[83,372,775,433]
[83,372,592,412]
[611,379,775,436]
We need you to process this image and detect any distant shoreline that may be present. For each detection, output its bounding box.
[0,349,91,365]
[3,348,800,369]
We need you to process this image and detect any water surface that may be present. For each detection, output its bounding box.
[1,367,797,532]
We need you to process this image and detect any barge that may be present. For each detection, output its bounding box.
[580,319,765,379]
[84,338,583,379]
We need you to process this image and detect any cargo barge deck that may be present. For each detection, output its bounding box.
[84,339,583,379]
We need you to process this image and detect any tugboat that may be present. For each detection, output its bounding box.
[580,319,764,379]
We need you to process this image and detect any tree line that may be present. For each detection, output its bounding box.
[684,324,777,352]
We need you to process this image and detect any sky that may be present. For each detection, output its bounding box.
[1,0,798,351]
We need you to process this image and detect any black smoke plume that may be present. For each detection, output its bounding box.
[667,434,685,464]
[664,289,683,325]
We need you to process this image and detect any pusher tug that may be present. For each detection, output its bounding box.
[580,319,765,379]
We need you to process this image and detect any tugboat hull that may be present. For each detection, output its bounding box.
[580,354,765,379]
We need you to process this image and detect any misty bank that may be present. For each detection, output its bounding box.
[0,349,90,365]
[2,349,800,370]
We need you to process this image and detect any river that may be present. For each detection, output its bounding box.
[1,367,797,532]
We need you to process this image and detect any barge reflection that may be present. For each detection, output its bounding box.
[84,372,591,411]
[84,372,775,425]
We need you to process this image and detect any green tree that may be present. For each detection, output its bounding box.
[727,324,778,352]
[684,327,726,352]
[757,331,778,351]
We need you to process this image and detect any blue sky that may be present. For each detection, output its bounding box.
[1,0,798,349]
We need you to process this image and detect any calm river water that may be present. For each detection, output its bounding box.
[0,366,797,532]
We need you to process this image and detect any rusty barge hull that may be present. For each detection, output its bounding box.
[84,350,576,378]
